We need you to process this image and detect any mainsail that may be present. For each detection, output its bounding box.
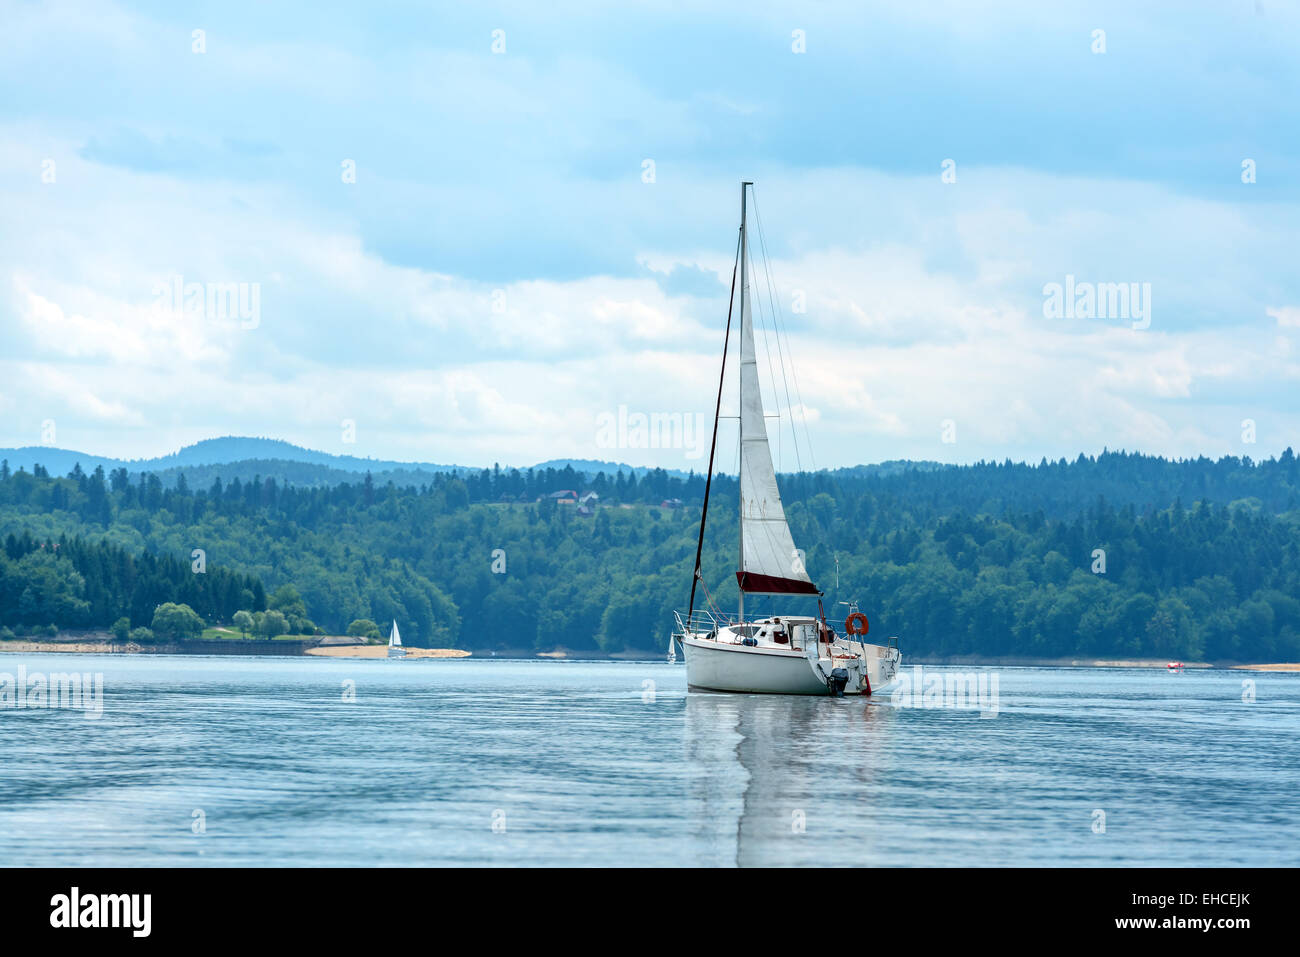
[735,192,818,597]
[389,621,402,647]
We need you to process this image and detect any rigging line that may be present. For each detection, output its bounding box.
[747,234,784,472]
[698,572,724,621]
[750,187,803,473]
[754,193,800,478]
[687,228,742,625]
[751,187,817,473]
[752,188,807,474]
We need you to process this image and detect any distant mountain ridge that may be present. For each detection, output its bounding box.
[0,436,465,474]
[0,436,702,487]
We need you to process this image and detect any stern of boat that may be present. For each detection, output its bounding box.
[674,610,901,697]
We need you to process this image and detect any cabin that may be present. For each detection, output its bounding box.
[538,489,579,504]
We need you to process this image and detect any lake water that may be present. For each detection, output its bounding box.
[1,654,1297,866]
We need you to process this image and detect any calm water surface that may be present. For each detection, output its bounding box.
[1,654,1297,866]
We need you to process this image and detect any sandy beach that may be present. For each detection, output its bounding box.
[303,645,471,659]
[0,638,469,658]
[1231,663,1300,672]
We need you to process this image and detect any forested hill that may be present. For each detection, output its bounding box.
[811,449,1300,520]
[1,449,1298,662]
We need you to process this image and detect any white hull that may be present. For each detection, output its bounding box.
[685,636,826,694]
[681,620,900,696]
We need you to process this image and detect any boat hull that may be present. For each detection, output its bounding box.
[682,634,899,696]
[684,636,827,694]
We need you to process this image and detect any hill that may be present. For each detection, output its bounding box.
[0,437,675,489]
[1,447,1298,661]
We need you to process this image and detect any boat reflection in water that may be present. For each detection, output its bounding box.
[683,691,897,866]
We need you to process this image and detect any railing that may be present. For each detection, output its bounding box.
[672,608,741,638]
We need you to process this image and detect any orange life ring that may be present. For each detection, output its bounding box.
[844,612,869,636]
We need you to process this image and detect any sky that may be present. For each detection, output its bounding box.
[1,0,1298,471]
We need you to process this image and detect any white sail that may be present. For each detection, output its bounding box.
[736,212,817,596]
[389,621,402,647]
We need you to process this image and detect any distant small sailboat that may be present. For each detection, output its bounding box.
[388,620,406,658]
[667,633,678,663]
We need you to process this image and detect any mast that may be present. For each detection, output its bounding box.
[739,181,751,623]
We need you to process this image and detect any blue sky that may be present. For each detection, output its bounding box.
[1,0,1297,469]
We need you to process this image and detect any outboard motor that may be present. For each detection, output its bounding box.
[828,667,849,697]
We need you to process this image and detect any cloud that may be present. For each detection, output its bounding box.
[1,3,1297,467]
[1268,306,1300,328]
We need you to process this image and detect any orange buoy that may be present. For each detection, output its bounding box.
[844,612,869,636]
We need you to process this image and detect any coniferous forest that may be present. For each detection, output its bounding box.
[1,449,1298,661]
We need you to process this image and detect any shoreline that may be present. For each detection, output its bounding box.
[303,645,470,659]
[906,656,1214,669]
[0,637,468,658]
[0,640,143,654]
[1,639,1296,670]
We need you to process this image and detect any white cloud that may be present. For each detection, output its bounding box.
[1268,306,1300,329]
[1,0,1298,470]
[4,161,1298,466]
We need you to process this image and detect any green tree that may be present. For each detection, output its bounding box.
[257,610,289,638]
[269,584,308,621]
[347,618,381,640]
[151,602,205,640]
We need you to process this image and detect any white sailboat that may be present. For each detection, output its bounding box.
[387,620,405,658]
[671,182,901,696]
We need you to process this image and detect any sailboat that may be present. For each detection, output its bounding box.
[387,620,406,658]
[671,182,901,696]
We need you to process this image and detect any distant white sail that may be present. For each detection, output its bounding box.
[736,232,817,596]
[388,620,406,657]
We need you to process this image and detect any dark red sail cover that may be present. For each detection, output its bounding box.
[736,571,820,595]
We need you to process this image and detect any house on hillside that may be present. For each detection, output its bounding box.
[539,489,579,504]
[660,497,684,509]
